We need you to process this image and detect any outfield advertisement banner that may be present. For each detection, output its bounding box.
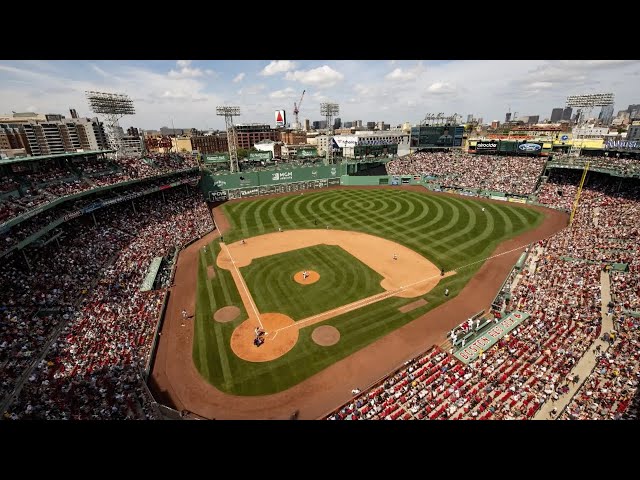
[221,178,341,200]
[507,197,527,204]
[475,141,498,153]
[454,311,530,363]
[249,151,273,161]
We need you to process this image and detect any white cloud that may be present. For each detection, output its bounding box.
[285,65,344,88]
[233,72,245,83]
[386,68,415,82]
[260,60,296,76]
[269,87,296,99]
[1,60,639,131]
[168,60,215,79]
[427,81,457,94]
[237,84,266,96]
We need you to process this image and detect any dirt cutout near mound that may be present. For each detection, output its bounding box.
[294,270,320,285]
[398,298,428,313]
[207,265,215,279]
[214,306,240,323]
[231,313,298,362]
[311,325,340,346]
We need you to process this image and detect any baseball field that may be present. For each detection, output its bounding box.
[191,187,545,395]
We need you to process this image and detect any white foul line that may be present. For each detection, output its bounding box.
[221,243,264,330]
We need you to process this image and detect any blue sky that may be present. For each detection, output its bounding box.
[1,60,639,130]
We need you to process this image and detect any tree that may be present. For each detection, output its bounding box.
[236,148,250,159]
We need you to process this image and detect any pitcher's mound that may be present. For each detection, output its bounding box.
[214,306,240,323]
[294,270,320,285]
[231,313,299,362]
[311,325,340,346]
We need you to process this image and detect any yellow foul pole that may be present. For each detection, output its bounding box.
[569,161,590,226]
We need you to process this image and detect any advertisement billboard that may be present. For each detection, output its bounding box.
[475,141,498,153]
[605,140,640,150]
[275,110,286,127]
[204,154,229,163]
[249,151,273,161]
[298,148,318,158]
[410,125,464,148]
[517,143,542,153]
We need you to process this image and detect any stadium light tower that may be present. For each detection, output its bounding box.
[216,106,241,173]
[321,102,339,164]
[566,93,614,156]
[86,91,135,156]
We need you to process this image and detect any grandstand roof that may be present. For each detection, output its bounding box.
[0,149,116,165]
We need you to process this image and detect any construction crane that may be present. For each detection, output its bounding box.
[293,89,306,130]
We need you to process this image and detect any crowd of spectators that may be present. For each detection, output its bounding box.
[328,167,639,420]
[551,155,640,176]
[1,186,212,419]
[561,315,640,420]
[386,152,545,196]
[0,153,199,226]
[1,171,199,251]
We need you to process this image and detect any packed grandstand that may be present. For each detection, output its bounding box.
[1,150,639,420]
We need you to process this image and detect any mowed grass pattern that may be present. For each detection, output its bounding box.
[240,245,385,320]
[194,188,545,395]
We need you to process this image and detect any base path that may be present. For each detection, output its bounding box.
[150,187,569,420]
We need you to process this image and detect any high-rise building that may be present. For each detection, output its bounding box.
[334,118,341,129]
[354,120,363,128]
[190,133,228,154]
[17,117,109,155]
[505,112,512,123]
[562,107,573,122]
[280,130,307,145]
[477,117,484,125]
[627,124,640,141]
[598,105,615,125]
[526,115,539,125]
[69,108,79,119]
[550,108,564,123]
[304,119,310,131]
[343,121,353,129]
[366,122,376,130]
[234,124,281,149]
[467,114,474,123]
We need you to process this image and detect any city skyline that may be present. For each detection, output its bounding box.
[1,60,639,131]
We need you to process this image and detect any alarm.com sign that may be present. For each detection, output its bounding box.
[275,110,286,127]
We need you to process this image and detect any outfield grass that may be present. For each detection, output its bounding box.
[193,188,545,395]
[240,244,385,320]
